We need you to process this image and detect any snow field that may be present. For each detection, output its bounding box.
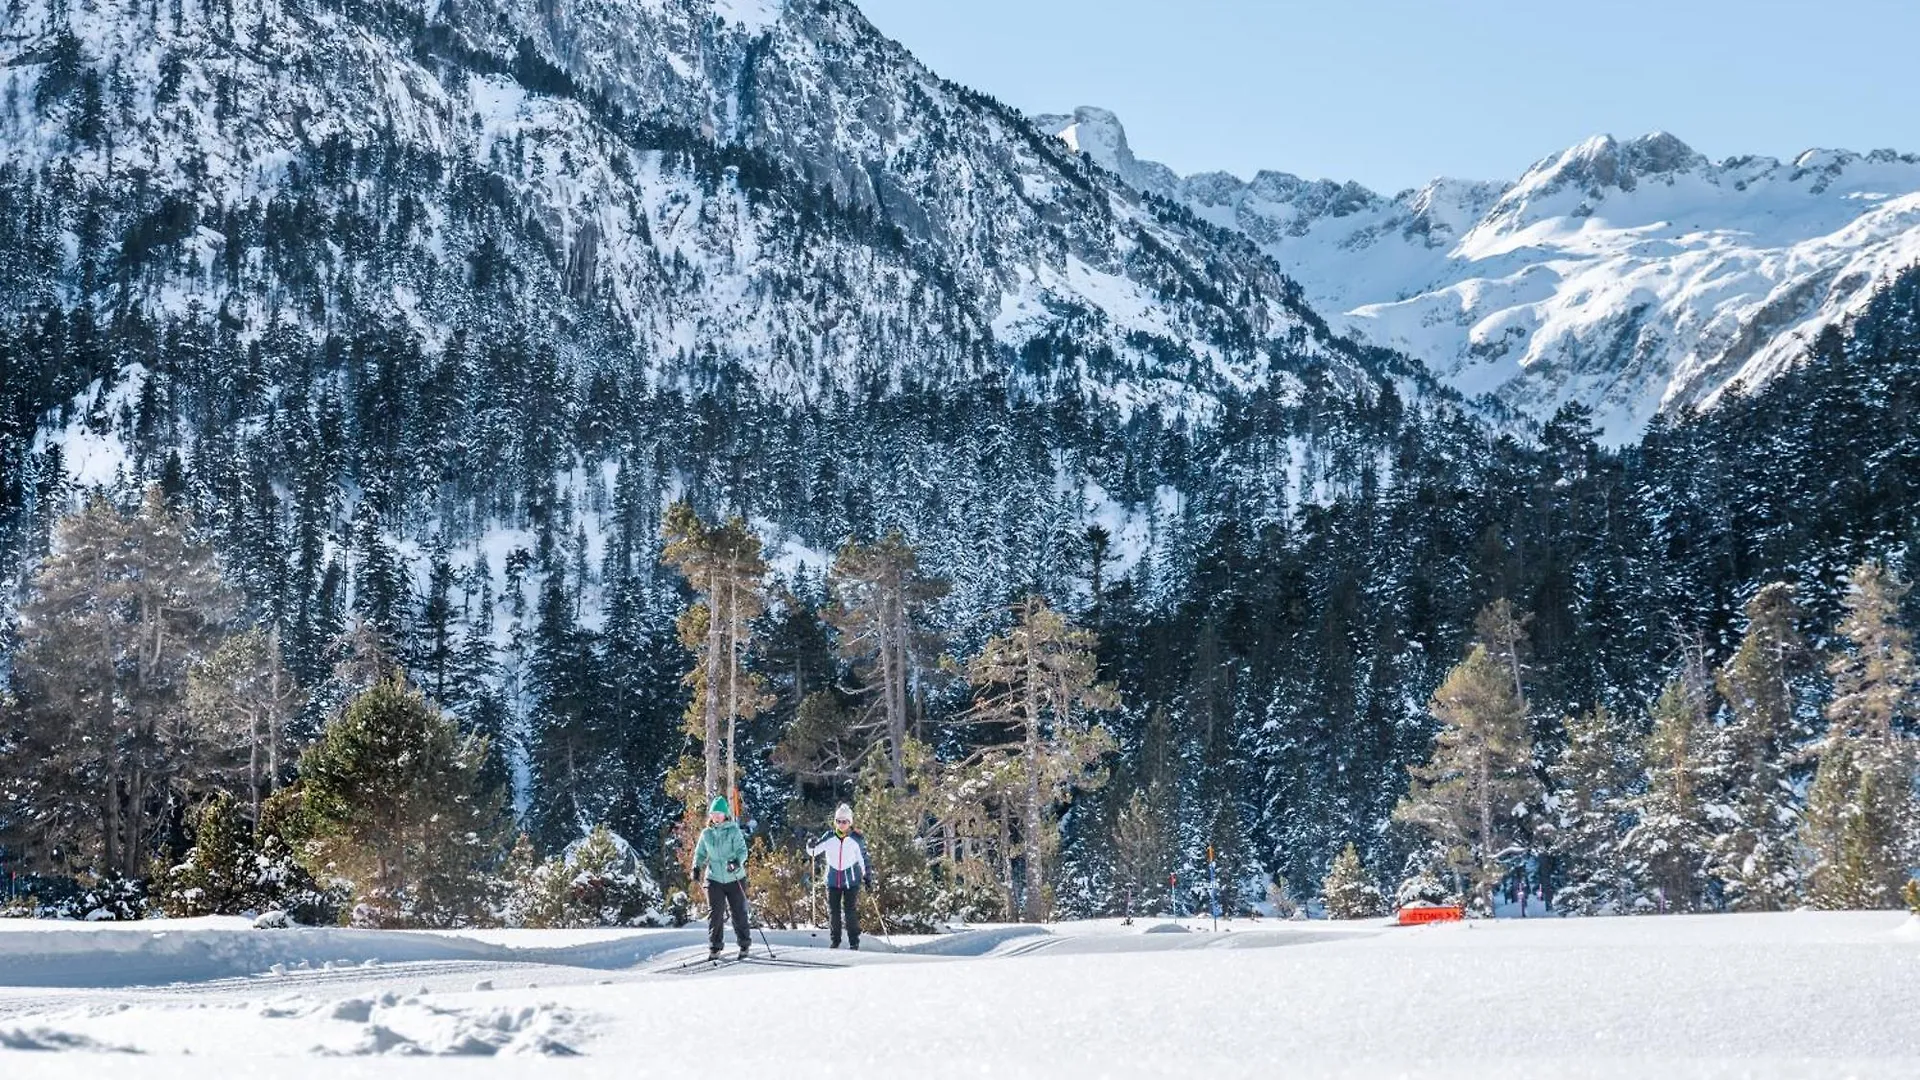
[0,912,1914,1077]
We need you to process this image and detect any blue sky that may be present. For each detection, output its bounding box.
[853,0,1920,193]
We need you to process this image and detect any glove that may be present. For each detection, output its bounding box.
[726,859,740,873]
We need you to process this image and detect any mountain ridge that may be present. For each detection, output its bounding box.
[1038,106,1920,441]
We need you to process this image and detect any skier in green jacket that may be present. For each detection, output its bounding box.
[693,796,752,960]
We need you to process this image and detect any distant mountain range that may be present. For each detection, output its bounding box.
[1037,107,1920,441]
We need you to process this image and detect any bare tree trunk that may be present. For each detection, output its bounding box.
[726,571,739,802]
[1023,633,1044,923]
[1477,751,1494,911]
[704,565,723,797]
[884,607,905,787]
[999,808,1015,920]
[249,709,262,824]
[103,782,118,877]
[268,628,285,799]
[125,767,143,878]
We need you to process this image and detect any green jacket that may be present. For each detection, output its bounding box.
[693,819,748,884]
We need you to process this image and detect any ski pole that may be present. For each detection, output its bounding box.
[743,887,778,959]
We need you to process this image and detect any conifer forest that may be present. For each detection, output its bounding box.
[1,0,1918,930]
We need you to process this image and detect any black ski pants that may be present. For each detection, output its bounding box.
[828,884,861,948]
[707,879,751,952]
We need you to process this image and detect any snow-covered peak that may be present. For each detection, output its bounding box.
[1040,104,1920,441]
[1491,132,1710,221]
[1040,107,1131,172]
[1034,107,1179,196]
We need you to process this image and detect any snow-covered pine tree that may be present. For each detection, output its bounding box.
[826,531,949,788]
[1392,643,1540,912]
[1621,675,1715,912]
[1822,563,1916,745]
[497,835,564,929]
[1803,563,1917,909]
[292,675,508,927]
[562,825,661,927]
[963,596,1120,922]
[1321,842,1385,919]
[525,573,600,851]
[1706,583,1810,911]
[1392,846,1460,908]
[155,791,253,917]
[1803,740,1908,910]
[1546,704,1642,915]
[1112,781,1175,917]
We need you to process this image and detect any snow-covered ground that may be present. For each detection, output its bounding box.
[1,912,1915,1076]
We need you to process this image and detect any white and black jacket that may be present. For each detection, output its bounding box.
[807,829,869,890]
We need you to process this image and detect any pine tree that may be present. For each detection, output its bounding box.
[155,792,253,917]
[1825,562,1916,744]
[1546,704,1641,915]
[1112,783,1173,917]
[524,573,601,850]
[744,835,809,929]
[415,547,459,703]
[1706,583,1809,911]
[187,627,305,824]
[826,531,948,787]
[1803,738,1908,909]
[661,504,770,802]
[1321,842,1385,919]
[291,675,508,927]
[1,488,237,877]
[497,834,564,929]
[963,596,1119,921]
[561,825,660,926]
[1474,599,1533,708]
[773,690,863,786]
[1621,676,1714,912]
[1803,563,1917,909]
[1392,645,1539,911]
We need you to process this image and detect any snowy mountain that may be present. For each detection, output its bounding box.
[0,0,1406,428]
[0,0,1493,868]
[8,0,1920,906]
[1038,107,1920,441]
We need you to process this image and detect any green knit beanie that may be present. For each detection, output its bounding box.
[709,796,730,817]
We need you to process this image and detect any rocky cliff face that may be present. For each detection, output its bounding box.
[1,0,1418,427]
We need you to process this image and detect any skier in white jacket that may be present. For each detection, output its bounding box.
[807,803,870,949]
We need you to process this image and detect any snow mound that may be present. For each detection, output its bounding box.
[893,926,1050,957]
[323,1000,580,1057]
[0,1026,138,1052]
[0,919,725,987]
